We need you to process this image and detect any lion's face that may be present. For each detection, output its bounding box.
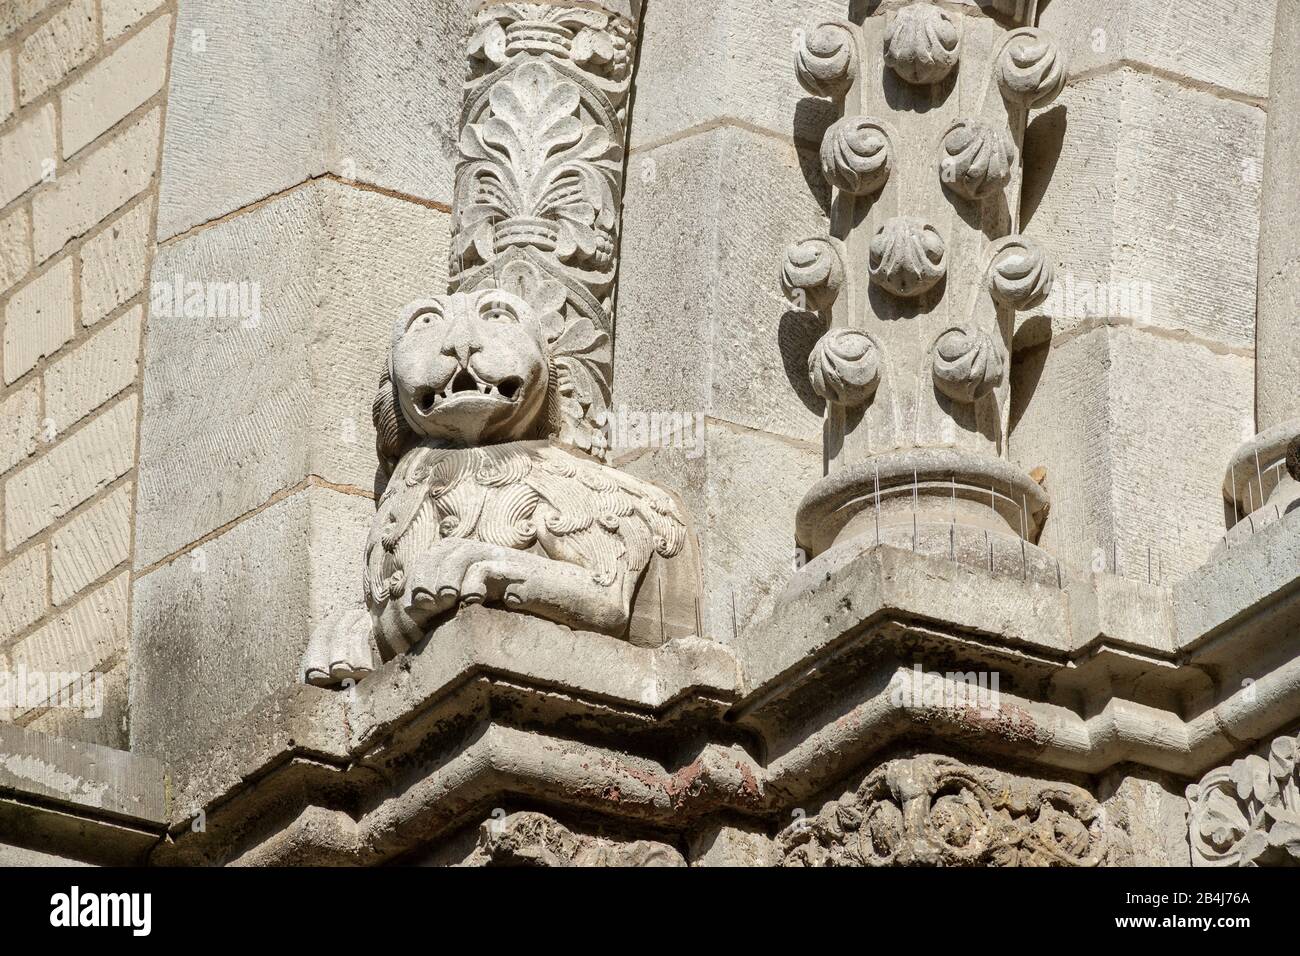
[391,290,549,445]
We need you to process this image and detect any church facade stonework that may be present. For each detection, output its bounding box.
[0,0,1298,868]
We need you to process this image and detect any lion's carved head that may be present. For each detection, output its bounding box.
[373,261,612,472]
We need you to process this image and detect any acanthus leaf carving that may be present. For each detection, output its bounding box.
[1188,735,1300,867]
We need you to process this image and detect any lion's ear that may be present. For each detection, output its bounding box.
[373,353,413,474]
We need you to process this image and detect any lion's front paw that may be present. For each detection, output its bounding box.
[406,539,527,614]
[302,607,376,687]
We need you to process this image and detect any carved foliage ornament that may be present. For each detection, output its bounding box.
[997,27,1067,111]
[986,234,1054,310]
[810,329,882,407]
[940,119,1015,201]
[1187,736,1300,867]
[884,3,961,85]
[932,326,1004,403]
[465,811,686,867]
[868,216,947,298]
[795,20,858,99]
[781,236,847,313]
[779,755,1106,867]
[821,116,894,196]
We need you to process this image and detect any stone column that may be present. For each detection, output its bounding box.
[447,0,642,456]
[1221,1,1300,546]
[782,0,1064,583]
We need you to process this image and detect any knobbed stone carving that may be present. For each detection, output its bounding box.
[779,755,1106,867]
[940,119,1015,201]
[997,27,1067,111]
[868,217,947,298]
[781,236,847,312]
[986,235,1054,309]
[821,116,893,196]
[464,811,686,867]
[883,3,960,85]
[786,1,1066,586]
[932,327,1004,403]
[795,20,858,99]
[1187,735,1300,867]
[810,329,882,407]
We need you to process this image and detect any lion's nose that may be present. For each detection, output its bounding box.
[440,314,482,366]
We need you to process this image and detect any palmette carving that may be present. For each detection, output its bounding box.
[782,236,847,312]
[453,4,640,452]
[884,3,960,85]
[809,329,882,407]
[869,217,947,298]
[940,120,1015,201]
[821,116,893,196]
[932,327,1004,403]
[997,28,1067,111]
[1187,735,1300,867]
[779,755,1106,867]
[795,21,858,99]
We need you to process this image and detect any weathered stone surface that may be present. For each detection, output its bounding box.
[102,0,166,42]
[0,206,32,295]
[3,256,73,385]
[0,380,40,474]
[32,107,159,262]
[27,658,128,749]
[45,306,142,431]
[50,482,133,605]
[155,0,333,240]
[79,196,152,326]
[1011,324,1252,580]
[631,0,846,149]
[136,180,447,567]
[1040,0,1277,100]
[130,486,370,764]
[1021,69,1263,351]
[0,104,55,208]
[331,0,467,204]
[60,12,171,157]
[0,0,58,42]
[0,50,13,124]
[0,545,46,641]
[5,572,128,714]
[17,0,97,105]
[4,395,136,548]
[618,125,829,444]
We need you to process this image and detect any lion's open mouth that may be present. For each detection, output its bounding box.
[416,371,524,413]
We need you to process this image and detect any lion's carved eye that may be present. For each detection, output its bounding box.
[479,300,520,324]
[406,307,443,330]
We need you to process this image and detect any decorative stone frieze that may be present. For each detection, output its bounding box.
[1187,735,1300,867]
[464,811,686,867]
[778,754,1106,867]
[784,0,1066,585]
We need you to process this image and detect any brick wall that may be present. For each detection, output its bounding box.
[0,0,173,747]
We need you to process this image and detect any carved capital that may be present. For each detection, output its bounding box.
[1187,735,1300,867]
[779,755,1106,867]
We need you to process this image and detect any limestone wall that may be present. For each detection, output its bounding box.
[0,0,173,748]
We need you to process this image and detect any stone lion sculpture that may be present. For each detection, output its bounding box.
[302,266,699,686]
